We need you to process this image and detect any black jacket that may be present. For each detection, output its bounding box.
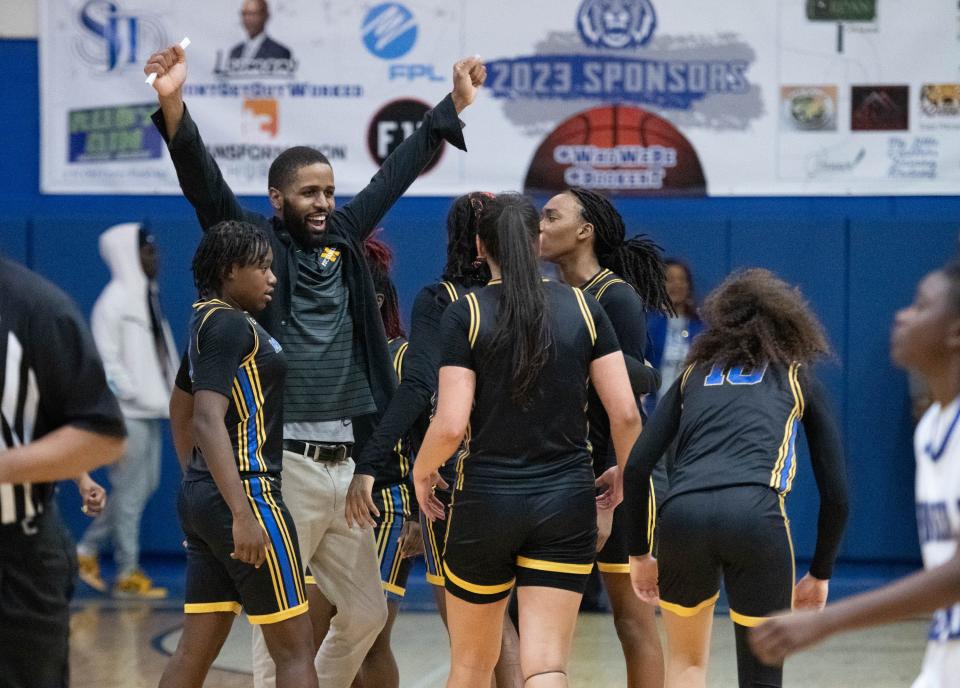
[228,36,292,60]
[152,95,466,449]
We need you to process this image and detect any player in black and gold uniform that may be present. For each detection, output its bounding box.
[160,221,316,688]
[346,194,524,686]
[624,269,850,688]
[540,187,671,688]
[413,194,642,688]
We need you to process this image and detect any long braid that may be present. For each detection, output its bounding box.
[566,187,674,316]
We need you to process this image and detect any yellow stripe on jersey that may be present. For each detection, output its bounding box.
[783,366,807,493]
[659,592,721,617]
[729,610,771,627]
[259,479,306,604]
[769,363,803,492]
[779,495,796,599]
[583,269,612,291]
[646,476,657,547]
[454,423,472,491]
[465,293,481,348]
[572,288,597,345]
[443,562,515,595]
[440,281,459,303]
[680,364,696,392]
[595,277,627,301]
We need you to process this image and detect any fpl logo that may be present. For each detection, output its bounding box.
[361,3,418,60]
[74,0,166,73]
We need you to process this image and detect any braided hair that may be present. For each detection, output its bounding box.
[566,187,674,316]
[363,232,405,339]
[192,220,271,297]
[442,191,494,284]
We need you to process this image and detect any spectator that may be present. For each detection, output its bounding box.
[77,223,178,598]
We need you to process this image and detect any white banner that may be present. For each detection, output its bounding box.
[40,0,960,196]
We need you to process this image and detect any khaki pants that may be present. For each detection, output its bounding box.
[252,451,387,688]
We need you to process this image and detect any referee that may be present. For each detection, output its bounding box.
[0,255,127,688]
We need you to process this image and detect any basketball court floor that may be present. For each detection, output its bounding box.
[70,589,929,687]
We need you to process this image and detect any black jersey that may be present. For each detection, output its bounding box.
[353,278,485,486]
[185,299,287,481]
[624,362,849,578]
[371,337,412,492]
[440,279,620,494]
[582,268,659,472]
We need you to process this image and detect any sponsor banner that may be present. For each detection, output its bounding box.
[40,0,960,195]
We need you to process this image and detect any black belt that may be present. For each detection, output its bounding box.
[283,440,352,463]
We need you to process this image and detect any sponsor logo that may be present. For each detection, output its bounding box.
[781,86,837,131]
[920,84,960,116]
[851,85,909,131]
[887,137,938,179]
[577,0,657,49]
[805,0,876,22]
[362,3,418,60]
[486,0,757,129]
[68,103,164,163]
[388,64,445,82]
[366,99,443,172]
[213,53,298,80]
[319,247,341,268]
[524,105,706,196]
[74,0,167,74]
[241,99,279,140]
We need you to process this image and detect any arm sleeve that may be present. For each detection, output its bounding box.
[152,104,253,230]
[586,294,621,360]
[336,95,466,242]
[29,293,126,438]
[189,312,255,398]
[601,283,660,395]
[800,370,850,580]
[439,300,474,370]
[174,351,192,394]
[354,288,446,478]
[623,378,682,555]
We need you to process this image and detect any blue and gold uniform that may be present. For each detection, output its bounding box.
[179,299,307,624]
[370,336,415,601]
[624,362,848,627]
[438,280,621,604]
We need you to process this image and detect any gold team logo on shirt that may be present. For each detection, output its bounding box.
[319,247,341,268]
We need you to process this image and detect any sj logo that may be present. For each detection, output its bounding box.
[319,247,341,268]
[75,0,166,73]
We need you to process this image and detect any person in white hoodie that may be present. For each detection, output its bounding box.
[77,223,178,598]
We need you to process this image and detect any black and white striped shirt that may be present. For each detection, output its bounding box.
[0,256,125,530]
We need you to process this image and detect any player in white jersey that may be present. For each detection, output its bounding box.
[749,259,960,688]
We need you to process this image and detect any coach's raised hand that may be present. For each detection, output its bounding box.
[144,43,188,139]
[450,55,487,113]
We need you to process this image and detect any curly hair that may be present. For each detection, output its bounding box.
[362,232,405,340]
[192,220,271,298]
[565,187,673,315]
[687,268,831,369]
[267,146,331,192]
[442,191,494,284]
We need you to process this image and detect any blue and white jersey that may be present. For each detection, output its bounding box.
[913,395,960,688]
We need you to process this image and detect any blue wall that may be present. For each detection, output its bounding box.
[4,39,959,564]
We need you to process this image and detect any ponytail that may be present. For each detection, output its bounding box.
[566,186,674,316]
[477,194,551,406]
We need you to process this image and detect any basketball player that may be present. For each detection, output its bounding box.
[346,193,523,686]
[750,260,960,688]
[413,194,642,688]
[346,235,419,688]
[539,187,672,687]
[159,221,316,688]
[624,269,850,688]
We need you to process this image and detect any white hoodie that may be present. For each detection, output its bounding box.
[91,223,178,419]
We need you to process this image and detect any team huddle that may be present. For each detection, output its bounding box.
[135,40,960,688]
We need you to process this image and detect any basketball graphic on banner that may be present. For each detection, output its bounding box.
[524,105,707,197]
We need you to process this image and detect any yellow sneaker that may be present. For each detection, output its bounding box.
[112,570,168,600]
[77,553,107,593]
